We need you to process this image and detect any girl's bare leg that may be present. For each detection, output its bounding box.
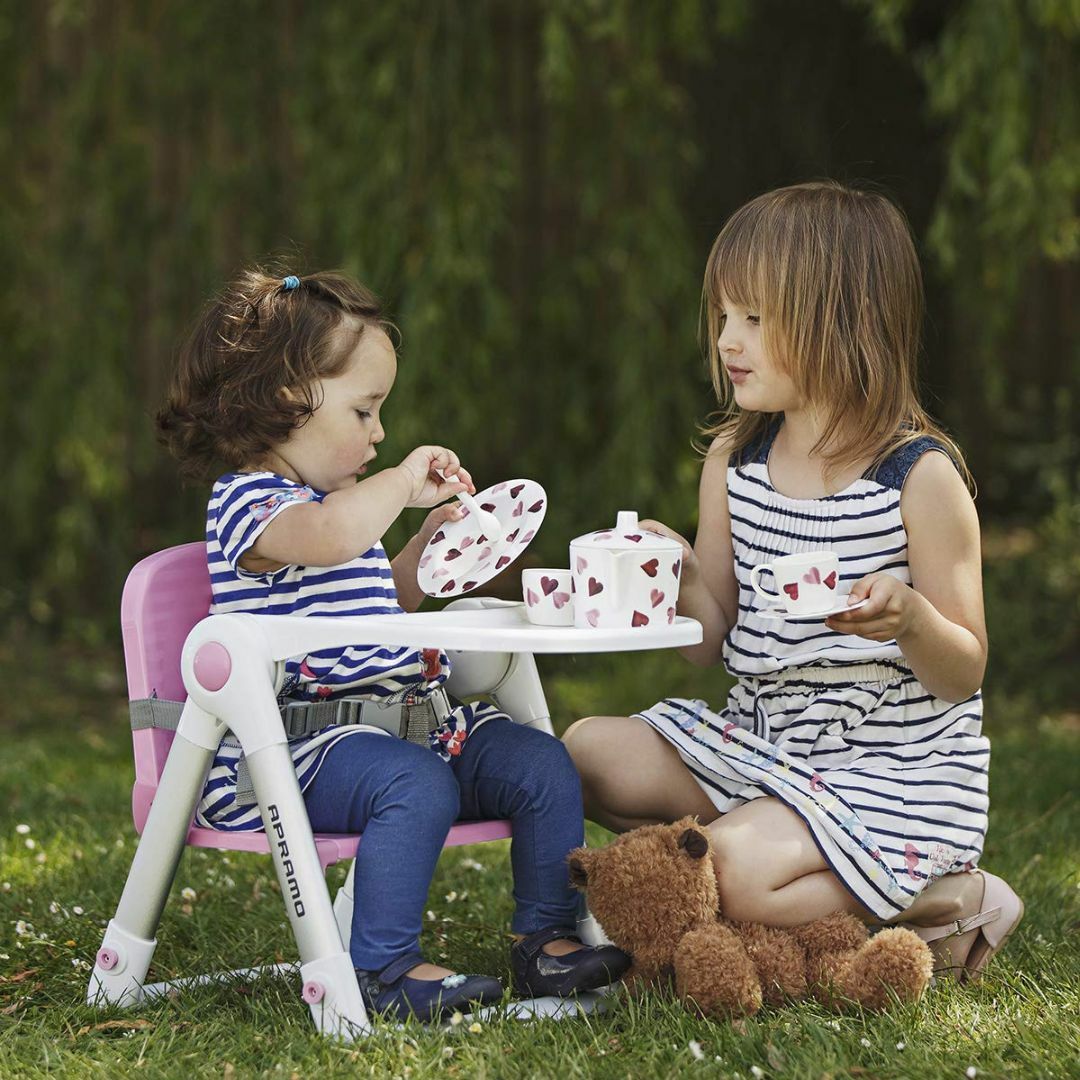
[564,716,983,971]
[705,798,871,924]
[563,715,718,831]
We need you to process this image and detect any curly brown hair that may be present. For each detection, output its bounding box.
[156,265,389,481]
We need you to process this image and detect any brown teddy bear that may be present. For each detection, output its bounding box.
[568,817,933,1018]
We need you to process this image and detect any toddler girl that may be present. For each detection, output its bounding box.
[157,267,627,1020]
[566,183,1023,981]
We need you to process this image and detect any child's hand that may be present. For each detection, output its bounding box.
[414,502,466,550]
[825,573,924,641]
[637,519,699,577]
[396,446,475,508]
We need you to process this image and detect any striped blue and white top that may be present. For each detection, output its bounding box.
[207,471,448,700]
[723,423,954,677]
[195,471,450,831]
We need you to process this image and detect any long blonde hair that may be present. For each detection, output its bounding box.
[700,181,973,492]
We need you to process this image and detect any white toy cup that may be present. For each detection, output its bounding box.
[522,569,574,626]
[749,550,841,615]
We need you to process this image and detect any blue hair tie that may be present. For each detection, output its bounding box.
[282,275,300,291]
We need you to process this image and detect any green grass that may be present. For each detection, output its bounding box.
[2,641,1078,1078]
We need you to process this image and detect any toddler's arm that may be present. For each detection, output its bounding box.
[241,446,472,571]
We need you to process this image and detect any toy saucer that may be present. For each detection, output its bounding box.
[758,596,870,622]
[417,479,547,598]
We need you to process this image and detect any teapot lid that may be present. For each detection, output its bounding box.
[571,510,683,552]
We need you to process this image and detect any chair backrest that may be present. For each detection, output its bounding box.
[119,541,514,861]
[121,542,211,830]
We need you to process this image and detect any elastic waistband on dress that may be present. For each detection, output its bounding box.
[745,663,911,689]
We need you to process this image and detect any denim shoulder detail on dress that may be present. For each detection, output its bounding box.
[730,418,782,468]
[866,436,957,491]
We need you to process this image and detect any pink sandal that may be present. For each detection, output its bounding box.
[914,870,1025,983]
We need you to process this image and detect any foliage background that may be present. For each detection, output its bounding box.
[2,0,1078,709]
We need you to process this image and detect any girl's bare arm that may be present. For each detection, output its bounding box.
[643,437,739,667]
[828,451,988,702]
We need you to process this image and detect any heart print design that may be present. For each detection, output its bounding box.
[783,582,799,601]
[641,559,659,577]
[540,576,558,596]
[904,843,921,881]
[417,477,547,598]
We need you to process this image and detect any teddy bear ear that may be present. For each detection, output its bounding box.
[568,857,589,887]
[677,827,709,859]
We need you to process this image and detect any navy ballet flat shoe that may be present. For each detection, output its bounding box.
[355,953,504,1022]
[510,927,631,998]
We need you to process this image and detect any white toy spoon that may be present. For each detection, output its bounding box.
[437,469,504,540]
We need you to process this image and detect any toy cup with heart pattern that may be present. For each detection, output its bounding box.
[569,511,683,629]
[749,550,841,614]
[522,568,574,626]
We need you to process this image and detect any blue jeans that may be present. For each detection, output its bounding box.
[303,718,584,971]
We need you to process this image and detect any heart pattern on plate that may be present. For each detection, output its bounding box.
[417,478,547,598]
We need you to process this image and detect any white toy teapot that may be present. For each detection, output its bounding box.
[569,511,684,630]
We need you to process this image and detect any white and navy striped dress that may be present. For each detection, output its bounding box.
[195,471,501,831]
[636,423,989,919]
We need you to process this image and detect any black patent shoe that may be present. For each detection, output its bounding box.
[510,927,631,997]
[355,952,504,1022]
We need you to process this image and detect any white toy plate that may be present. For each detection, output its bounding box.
[758,595,870,622]
[417,479,547,598]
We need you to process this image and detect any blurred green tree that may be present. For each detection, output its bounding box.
[1,0,1076,653]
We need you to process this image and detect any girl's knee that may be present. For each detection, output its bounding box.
[562,715,617,776]
[385,744,460,824]
[506,723,581,799]
[538,733,581,796]
[707,823,761,923]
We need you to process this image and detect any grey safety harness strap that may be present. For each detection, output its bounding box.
[131,687,455,808]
